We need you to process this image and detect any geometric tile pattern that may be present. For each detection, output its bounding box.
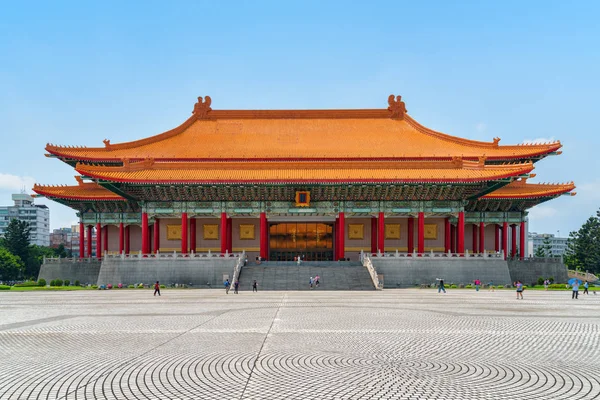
[0,289,599,399]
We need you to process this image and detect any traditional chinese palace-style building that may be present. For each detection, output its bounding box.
[34,95,575,264]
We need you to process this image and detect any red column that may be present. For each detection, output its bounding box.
[87,225,92,257]
[220,212,227,254]
[479,222,485,254]
[417,212,424,254]
[119,223,124,254]
[407,217,414,254]
[79,222,85,258]
[125,225,130,255]
[335,217,339,260]
[226,217,232,253]
[444,218,451,253]
[141,213,149,254]
[502,221,508,260]
[377,212,385,253]
[154,218,160,253]
[103,226,108,254]
[96,223,102,259]
[494,224,500,253]
[181,212,188,254]
[189,218,196,253]
[472,224,478,254]
[511,224,517,258]
[450,225,456,254]
[370,217,377,254]
[339,212,345,260]
[260,212,268,260]
[520,222,526,260]
[457,211,465,255]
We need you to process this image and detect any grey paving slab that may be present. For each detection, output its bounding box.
[0,289,599,399]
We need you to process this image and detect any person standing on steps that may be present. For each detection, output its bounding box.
[252,280,258,292]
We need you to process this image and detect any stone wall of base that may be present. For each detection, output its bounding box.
[372,258,512,288]
[38,261,102,286]
[96,258,239,286]
[507,259,569,285]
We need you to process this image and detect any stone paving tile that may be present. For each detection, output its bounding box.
[0,289,599,399]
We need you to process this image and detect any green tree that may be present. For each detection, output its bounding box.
[54,244,68,258]
[564,214,600,275]
[26,245,56,279]
[3,219,30,265]
[0,247,25,281]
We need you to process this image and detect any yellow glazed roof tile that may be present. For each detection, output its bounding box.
[45,96,562,162]
[483,179,576,199]
[32,179,125,201]
[75,159,534,184]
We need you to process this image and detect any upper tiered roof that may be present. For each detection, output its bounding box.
[482,178,576,199]
[45,95,562,163]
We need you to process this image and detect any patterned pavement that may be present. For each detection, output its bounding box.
[0,289,599,399]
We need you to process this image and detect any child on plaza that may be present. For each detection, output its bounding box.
[515,280,523,299]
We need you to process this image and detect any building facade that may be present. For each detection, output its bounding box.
[528,232,568,257]
[34,95,575,261]
[0,194,50,246]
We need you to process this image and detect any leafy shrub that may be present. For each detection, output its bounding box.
[137,283,144,288]
[55,279,63,286]
[128,284,134,289]
[64,280,70,287]
[450,284,457,288]
[160,285,165,289]
[465,284,472,289]
[537,277,545,286]
[14,281,38,287]
[37,279,46,287]
[496,285,504,289]
[549,277,555,283]
[74,280,80,286]
[549,284,567,289]
[91,285,98,289]
[0,285,11,290]
[49,279,56,286]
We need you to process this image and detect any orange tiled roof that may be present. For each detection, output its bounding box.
[75,159,534,184]
[45,95,561,162]
[483,179,576,199]
[32,178,125,201]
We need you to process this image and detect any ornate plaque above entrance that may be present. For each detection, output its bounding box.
[295,191,311,207]
[167,225,181,240]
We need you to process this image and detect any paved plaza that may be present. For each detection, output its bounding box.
[0,289,599,400]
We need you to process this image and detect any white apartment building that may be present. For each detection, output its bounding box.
[528,232,568,257]
[0,194,50,246]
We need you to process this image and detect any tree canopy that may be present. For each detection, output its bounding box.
[564,211,600,275]
[0,247,25,281]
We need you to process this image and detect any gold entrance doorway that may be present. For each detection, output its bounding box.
[269,222,334,261]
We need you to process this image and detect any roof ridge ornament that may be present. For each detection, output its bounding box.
[492,137,500,147]
[388,94,407,120]
[193,96,212,118]
[103,139,112,148]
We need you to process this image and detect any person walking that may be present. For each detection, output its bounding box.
[437,278,446,294]
[583,281,589,295]
[154,281,161,296]
[315,275,320,288]
[252,280,258,292]
[474,279,481,292]
[515,280,524,300]
[309,276,314,289]
[488,280,495,292]
[234,281,239,294]
[224,278,231,294]
[544,279,549,291]
[572,281,579,299]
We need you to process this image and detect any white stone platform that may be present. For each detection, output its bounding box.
[0,289,599,399]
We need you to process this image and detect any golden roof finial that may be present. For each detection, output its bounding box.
[193,96,212,118]
[388,94,407,120]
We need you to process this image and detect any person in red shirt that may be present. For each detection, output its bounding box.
[154,281,161,296]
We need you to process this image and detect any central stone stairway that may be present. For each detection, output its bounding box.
[237,261,375,291]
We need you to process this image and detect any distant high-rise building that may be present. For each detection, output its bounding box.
[528,232,568,257]
[0,194,50,246]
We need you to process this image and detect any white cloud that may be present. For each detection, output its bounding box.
[528,205,558,220]
[475,122,487,133]
[577,181,600,201]
[0,173,36,191]
[522,137,555,144]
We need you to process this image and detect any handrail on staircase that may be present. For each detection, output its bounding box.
[360,251,383,290]
[231,251,246,286]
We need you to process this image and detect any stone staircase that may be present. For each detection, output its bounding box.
[237,261,375,291]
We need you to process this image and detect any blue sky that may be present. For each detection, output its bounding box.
[1,0,598,237]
